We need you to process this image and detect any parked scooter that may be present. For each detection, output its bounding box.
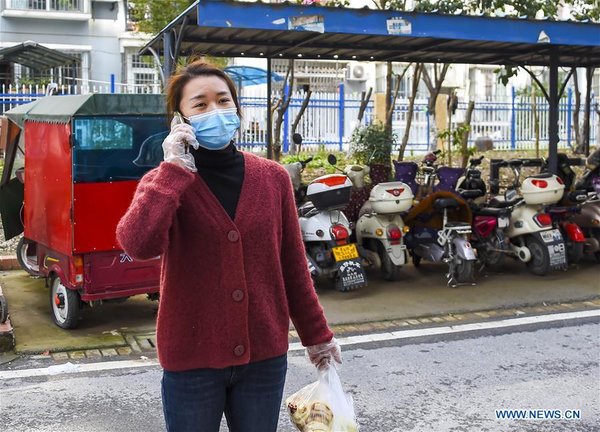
[404,190,477,287]
[284,135,368,292]
[457,156,512,272]
[346,162,414,280]
[571,149,600,261]
[541,153,592,264]
[492,160,568,275]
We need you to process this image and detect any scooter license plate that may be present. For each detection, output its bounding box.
[332,244,359,262]
[540,229,562,243]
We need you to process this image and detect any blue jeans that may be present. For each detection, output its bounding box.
[161,354,288,432]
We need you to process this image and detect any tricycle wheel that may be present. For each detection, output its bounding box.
[0,295,8,324]
[16,237,42,277]
[50,276,81,329]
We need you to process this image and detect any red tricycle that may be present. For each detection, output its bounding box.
[0,94,169,328]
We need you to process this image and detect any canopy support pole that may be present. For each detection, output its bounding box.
[267,57,273,159]
[163,31,175,83]
[583,67,593,156]
[547,52,559,174]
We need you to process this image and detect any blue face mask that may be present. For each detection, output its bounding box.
[186,108,240,150]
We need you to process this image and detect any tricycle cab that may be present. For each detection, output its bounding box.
[1,94,169,328]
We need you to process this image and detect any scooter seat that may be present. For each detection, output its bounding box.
[475,207,511,217]
[458,189,485,200]
[433,197,460,212]
[488,197,523,208]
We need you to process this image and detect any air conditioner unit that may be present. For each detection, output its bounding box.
[346,62,369,81]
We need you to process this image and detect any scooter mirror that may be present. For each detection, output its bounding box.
[292,133,303,145]
[505,187,517,201]
[327,154,338,166]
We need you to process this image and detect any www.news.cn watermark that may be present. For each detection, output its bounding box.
[495,409,582,420]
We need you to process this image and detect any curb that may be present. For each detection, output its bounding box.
[0,283,15,353]
[36,297,600,362]
[0,255,20,271]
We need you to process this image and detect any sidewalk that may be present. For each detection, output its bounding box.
[0,259,598,356]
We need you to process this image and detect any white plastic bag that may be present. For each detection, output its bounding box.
[286,366,358,432]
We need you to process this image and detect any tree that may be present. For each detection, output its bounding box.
[129,1,195,35]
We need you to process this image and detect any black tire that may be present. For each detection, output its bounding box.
[483,230,507,272]
[0,295,8,324]
[453,258,475,285]
[16,237,42,277]
[526,235,551,276]
[412,253,422,268]
[377,242,402,281]
[50,276,81,329]
[567,241,584,265]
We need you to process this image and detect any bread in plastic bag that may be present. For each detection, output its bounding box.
[286,366,358,432]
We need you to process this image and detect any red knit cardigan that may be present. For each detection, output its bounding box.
[116,152,334,371]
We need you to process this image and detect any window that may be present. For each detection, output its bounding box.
[126,52,160,93]
[72,115,168,183]
[7,0,84,12]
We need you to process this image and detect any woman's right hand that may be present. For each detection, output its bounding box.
[162,117,200,172]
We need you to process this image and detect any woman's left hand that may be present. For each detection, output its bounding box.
[306,338,342,370]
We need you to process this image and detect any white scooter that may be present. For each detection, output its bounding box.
[284,135,368,292]
[344,163,414,280]
[493,159,568,275]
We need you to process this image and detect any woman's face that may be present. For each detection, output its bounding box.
[179,75,236,118]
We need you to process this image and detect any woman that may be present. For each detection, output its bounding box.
[116,60,341,432]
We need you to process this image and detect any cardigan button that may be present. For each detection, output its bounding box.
[234,345,245,357]
[227,230,239,242]
[232,290,244,302]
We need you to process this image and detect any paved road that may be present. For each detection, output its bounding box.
[1,316,598,432]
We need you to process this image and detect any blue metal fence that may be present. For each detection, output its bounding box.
[1,85,597,154]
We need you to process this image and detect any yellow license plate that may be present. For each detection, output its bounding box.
[332,244,359,262]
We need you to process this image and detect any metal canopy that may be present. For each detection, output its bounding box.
[0,41,77,71]
[141,0,600,172]
[142,0,600,67]
[5,94,166,127]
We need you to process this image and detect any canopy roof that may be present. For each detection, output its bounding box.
[0,41,77,71]
[224,65,284,86]
[142,0,600,67]
[5,94,167,127]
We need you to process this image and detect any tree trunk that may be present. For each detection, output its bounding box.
[386,63,412,126]
[290,90,312,154]
[583,67,594,156]
[447,103,453,166]
[357,87,372,124]
[573,68,583,153]
[422,63,450,151]
[398,64,422,161]
[385,61,393,134]
[273,60,294,161]
[460,101,475,169]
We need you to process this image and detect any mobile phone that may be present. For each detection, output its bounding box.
[173,111,184,125]
[172,111,188,153]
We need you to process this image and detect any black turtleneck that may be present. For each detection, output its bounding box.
[189,143,245,220]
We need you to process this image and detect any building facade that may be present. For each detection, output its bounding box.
[0,0,159,90]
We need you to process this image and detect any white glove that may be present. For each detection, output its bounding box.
[162,116,200,172]
[306,338,342,371]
